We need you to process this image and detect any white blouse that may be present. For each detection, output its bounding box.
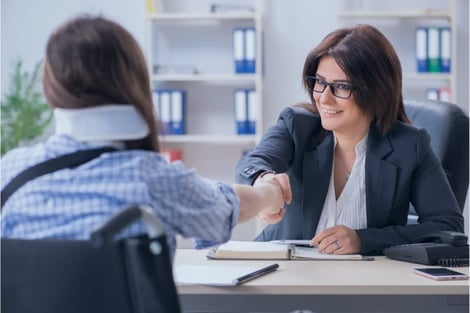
[315,133,369,235]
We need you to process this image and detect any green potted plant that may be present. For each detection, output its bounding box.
[1,59,53,155]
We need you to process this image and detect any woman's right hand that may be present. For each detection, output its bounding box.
[255,173,292,224]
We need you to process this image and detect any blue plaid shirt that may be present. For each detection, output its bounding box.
[1,135,239,258]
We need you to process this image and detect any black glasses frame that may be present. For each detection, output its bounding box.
[304,76,356,99]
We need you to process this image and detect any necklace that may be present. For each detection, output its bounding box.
[336,151,351,180]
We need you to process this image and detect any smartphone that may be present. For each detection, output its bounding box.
[414,267,469,281]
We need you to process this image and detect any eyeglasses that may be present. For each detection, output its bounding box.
[304,76,356,99]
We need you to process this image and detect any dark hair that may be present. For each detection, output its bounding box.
[301,24,410,135]
[43,14,159,151]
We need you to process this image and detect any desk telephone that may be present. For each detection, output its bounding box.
[383,231,469,267]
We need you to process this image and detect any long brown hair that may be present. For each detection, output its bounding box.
[301,24,410,135]
[43,14,159,151]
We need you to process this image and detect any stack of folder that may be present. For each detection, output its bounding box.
[416,26,451,73]
[234,89,257,135]
[152,89,186,135]
[233,27,256,73]
[416,26,452,101]
[426,87,451,102]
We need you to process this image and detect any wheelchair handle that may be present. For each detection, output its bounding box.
[91,204,165,244]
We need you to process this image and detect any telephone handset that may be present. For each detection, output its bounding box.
[383,231,469,267]
[419,231,468,247]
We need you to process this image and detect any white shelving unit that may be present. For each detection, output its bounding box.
[337,0,457,102]
[145,0,264,182]
[145,0,265,244]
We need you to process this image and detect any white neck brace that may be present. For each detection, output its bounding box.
[54,105,150,142]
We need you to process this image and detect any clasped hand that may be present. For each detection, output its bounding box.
[255,173,291,224]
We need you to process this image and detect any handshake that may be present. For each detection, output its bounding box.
[253,172,292,224]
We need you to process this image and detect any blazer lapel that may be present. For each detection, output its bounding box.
[366,127,398,227]
[301,133,334,238]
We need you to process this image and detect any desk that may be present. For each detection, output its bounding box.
[174,249,469,313]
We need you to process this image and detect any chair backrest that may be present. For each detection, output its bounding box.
[404,99,469,212]
[1,205,182,313]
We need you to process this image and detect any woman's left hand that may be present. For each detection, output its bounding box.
[310,225,362,254]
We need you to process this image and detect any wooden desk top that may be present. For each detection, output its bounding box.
[174,248,469,295]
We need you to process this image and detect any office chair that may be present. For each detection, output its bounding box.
[1,204,182,313]
[404,99,469,224]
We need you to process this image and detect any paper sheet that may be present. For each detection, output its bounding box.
[174,264,272,286]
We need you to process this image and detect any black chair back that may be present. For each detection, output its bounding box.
[405,99,469,212]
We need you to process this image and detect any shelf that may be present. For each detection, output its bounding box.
[403,72,453,80]
[147,0,264,182]
[337,9,452,19]
[159,134,258,144]
[151,73,257,83]
[147,12,257,22]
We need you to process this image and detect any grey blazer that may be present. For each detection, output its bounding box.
[236,106,464,255]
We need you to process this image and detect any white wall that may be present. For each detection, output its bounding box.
[262,0,340,126]
[1,0,146,94]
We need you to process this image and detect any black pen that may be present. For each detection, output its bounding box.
[233,263,279,285]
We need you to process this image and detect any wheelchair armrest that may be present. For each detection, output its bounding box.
[91,204,165,245]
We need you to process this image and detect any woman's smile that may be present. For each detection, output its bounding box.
[320,105,344,116]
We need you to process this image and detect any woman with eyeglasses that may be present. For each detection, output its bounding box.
[235,24,464,255]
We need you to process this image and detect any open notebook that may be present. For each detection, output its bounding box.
[207,240,374,261]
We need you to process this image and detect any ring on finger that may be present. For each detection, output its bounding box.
[333,241,340,250]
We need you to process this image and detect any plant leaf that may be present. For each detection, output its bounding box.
[1,59,52,155]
